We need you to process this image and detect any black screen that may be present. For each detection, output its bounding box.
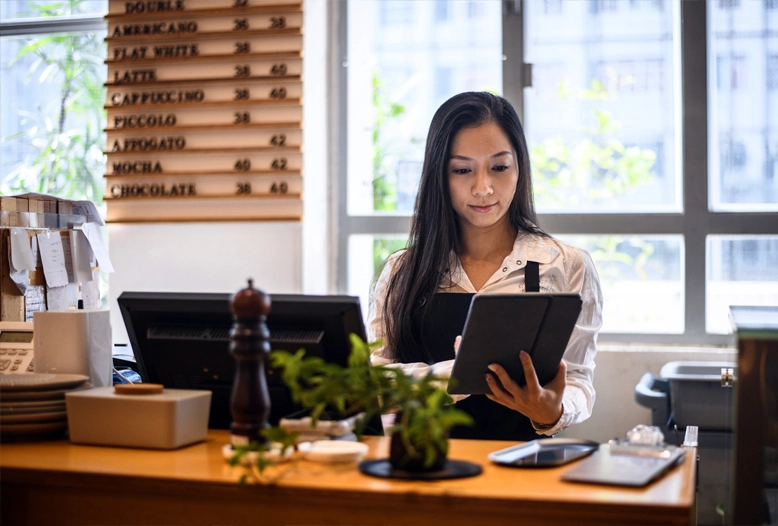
[117,292,371,430]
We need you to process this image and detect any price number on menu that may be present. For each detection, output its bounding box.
[269,134,286,146]
[269,17,286,29]
[234,42,250,54]
[270,87,287,99]
[236,182,251,194]
[234,65,250,78]
[234,88,249,100]
[235,159,251,171]
[233,0,248,7]
[233,18,249,31]
[234,111,251,124]
[271,158,287,170]
[270,181,288,194]
[270,63,287,76]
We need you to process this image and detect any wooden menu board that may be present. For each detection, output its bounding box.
[104,0,303,222]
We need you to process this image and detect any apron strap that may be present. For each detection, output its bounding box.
[525,261,540,293]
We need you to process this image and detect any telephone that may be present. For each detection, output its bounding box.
[0,321,35,374]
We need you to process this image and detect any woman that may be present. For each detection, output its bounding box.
[368,92,603,441]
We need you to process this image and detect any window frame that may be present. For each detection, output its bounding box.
[334,0,778,346]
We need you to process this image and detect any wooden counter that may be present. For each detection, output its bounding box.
[1,430,696,525]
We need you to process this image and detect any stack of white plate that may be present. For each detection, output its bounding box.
[0,374,89,442]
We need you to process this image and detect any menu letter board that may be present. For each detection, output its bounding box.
[104,1,304,222]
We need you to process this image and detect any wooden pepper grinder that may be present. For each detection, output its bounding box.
[229,279,271,446]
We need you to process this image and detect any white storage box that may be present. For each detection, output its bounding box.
[66,386,211,449]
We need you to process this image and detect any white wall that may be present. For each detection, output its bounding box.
[108,221,302,344]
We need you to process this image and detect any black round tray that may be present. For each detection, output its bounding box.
[358,458,482,480]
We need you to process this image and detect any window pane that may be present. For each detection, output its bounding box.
[0,30,107,202]
[347,0,502,215]
[708,2,778,211]
[348,234,408,321]
[558,235,684,333]
[707,236,778,333]
[0,0,106,20]
[524,0,679,213]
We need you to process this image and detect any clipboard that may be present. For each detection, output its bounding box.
[447,293,582,395]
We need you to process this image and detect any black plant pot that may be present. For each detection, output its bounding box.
[389,430,448,472]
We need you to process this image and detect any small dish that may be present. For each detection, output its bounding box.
[299,440,369,463]
[0,374,88,392]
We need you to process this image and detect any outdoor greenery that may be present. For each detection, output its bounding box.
[371,72,407,212]
[1,0,106,202]
[530,78,658,208]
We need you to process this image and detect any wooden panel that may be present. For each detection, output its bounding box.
[106,127,302,151]
[0,431,697,526]
[107,34,303,62]
[104,3,304,222]
[106,79,302,106]
[108,0,301,17]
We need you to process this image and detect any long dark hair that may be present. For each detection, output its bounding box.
[382,91,546,363]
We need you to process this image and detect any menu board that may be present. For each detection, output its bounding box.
[104,0,303,222]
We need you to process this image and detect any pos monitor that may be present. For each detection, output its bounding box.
[117,291,370,430]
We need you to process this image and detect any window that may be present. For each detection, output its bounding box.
[337,1,778,345]
[434,0,450,22]
[0,0,107,204]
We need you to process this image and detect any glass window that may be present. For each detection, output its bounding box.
[559,235,684,334]
[707,236,778,333]
[0,0,106,20]
[338,0,778,344]
[708,1,778,211]
[1,0,107,203]
[524,0,679,213]
[346,0,502,216]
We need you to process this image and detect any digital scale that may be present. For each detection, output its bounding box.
[0,321,35,374]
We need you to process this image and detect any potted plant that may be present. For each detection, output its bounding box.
[270,334,473,472]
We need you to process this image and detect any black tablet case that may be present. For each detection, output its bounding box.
[447,293,582,395]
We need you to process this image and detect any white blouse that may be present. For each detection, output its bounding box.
[367,232,604,436]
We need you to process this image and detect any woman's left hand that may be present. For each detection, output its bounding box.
[485,351,565,426]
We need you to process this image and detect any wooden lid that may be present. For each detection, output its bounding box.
[114,383,164,395]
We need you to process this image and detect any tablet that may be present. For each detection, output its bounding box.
[489,438,599,468]
[447,293,582,395]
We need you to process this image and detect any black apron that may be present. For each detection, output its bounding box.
[413,261,542,441]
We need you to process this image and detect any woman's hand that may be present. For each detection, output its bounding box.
[485,351,565,426]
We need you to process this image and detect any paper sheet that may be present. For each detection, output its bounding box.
[70,229,94,283]
[61,231,75,283]
[24,285,46,322]
[81,272,101,310]
[10,228,35,271]
[46,285,69,311]
[81,222,114,273]
[72,200,105,225]
[36,231,69,288]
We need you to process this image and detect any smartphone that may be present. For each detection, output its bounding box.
[488,438,599,468]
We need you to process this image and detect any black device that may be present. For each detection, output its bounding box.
[447,293,582,395]
[488,438,599,467]
[117,292,381,432]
